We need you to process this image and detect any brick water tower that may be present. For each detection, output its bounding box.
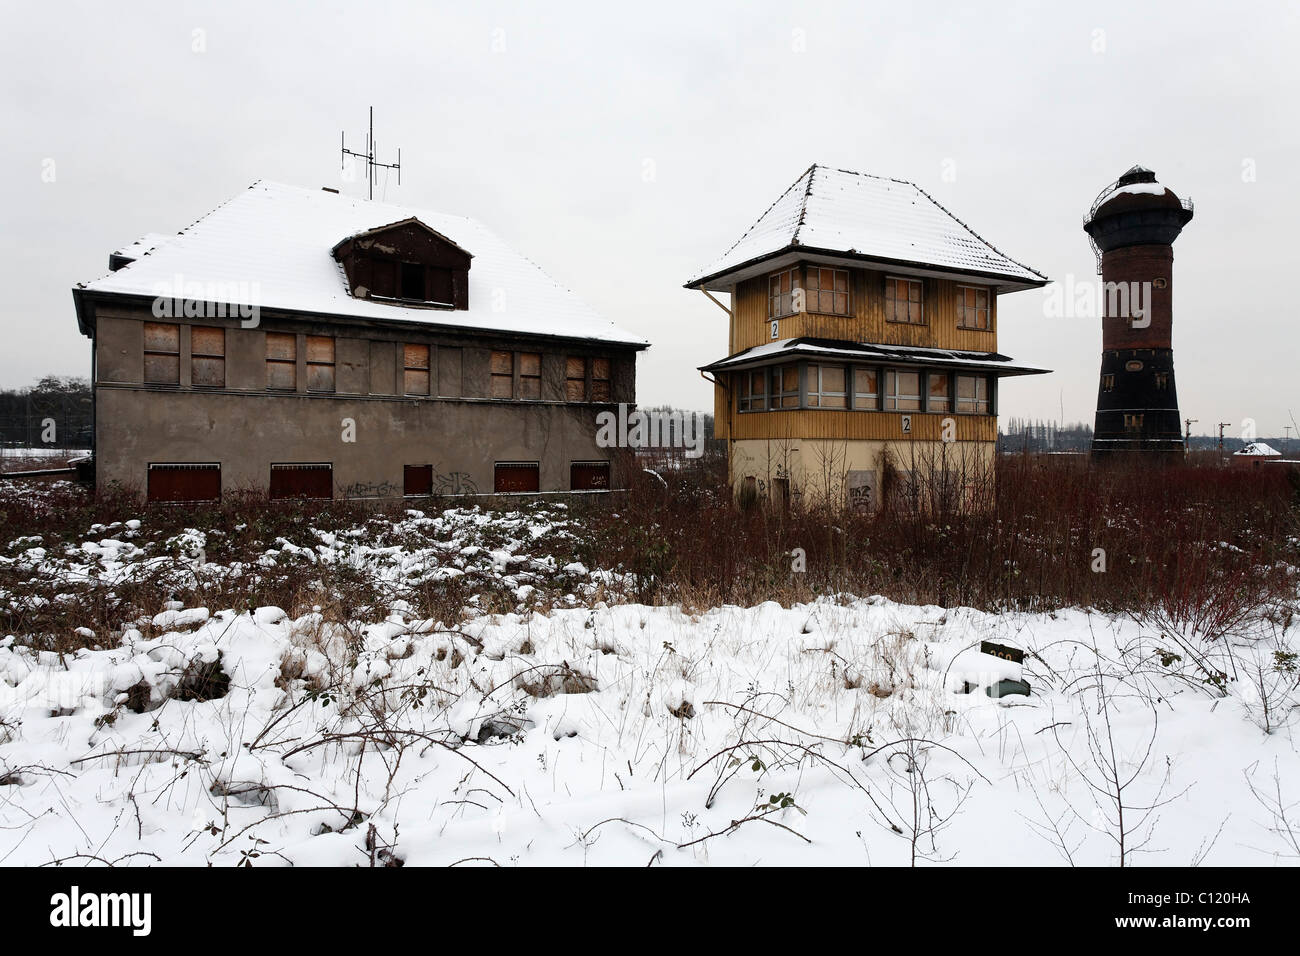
[1084,165,1193,456]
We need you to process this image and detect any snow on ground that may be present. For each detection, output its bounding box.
[1,504,1298,867]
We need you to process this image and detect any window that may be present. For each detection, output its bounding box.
[853,367,879,410]
[490,351,514,398]
[565,357,587,401]
[143,322,180,385]
[927,371,951,412]
[400,262,424,301]
[884,370,922,411]
[570,461,611,491]
[885,277,924,324]
[191,327,225,387]
[1102,374,1115,392]
[404,344,430,396]
[957,286,991,330]
[806,267,850,315]
[147,463,220,503]
[738,369,768,411]
[770,364,800,409]
[266,332,297,390]
[768,268,798,318]
[1124,413,1144,432]
[1154,371,1169,391]
[591,358,611,402]
[269,463,332,500]
[807,364,846,408]
[519,352,542,400]
[404,464,433,497]
[306,336,335,392]
[494,461,539,493]
[956,374,990,414]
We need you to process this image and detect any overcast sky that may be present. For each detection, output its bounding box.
[2,0,1297,438]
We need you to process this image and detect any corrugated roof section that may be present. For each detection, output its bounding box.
[80,182,648,347]
[688,164,1047,287]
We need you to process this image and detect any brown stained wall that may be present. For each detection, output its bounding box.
[91,304,639,499]
[1099,245,1175,351]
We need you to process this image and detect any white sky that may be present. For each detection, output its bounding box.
[2,0,1297,437]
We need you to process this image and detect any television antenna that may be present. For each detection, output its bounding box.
[341,106,401,201]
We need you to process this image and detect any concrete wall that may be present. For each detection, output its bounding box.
[91,304,640,499]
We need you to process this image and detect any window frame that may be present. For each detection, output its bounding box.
[265,332,297,391]
[767,268,800,320]
[518,351,542,400]
[305,335,336,393]
[143,322,180,386]
[490,350,514,399]
[190,326,226,388]
[769,364,801,409]
[885,276,926,325]
[738,368,769,412]
[883,368,923,411]
[851,365,880,410]
[403,344,431,396]
[926,370,952,413]
[956,284,992,331]
[955,373,991,415]
[806,363,847,409]
[805,266,850,316]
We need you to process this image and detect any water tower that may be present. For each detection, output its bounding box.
[1083,166,1193,456]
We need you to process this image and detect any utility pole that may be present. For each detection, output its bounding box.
[1285,425,1293,457]
[1217,422,1232,459]
[341,107,402,201]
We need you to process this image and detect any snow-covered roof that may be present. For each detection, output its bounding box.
[700,337,1050,377]
[78,182,648,347]
[1234,442,1281,457]
[109,232,173,263]
[686,165,1048,291]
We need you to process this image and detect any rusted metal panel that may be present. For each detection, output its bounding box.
[144,354,179,385]
[147,463,221,502]
[306,363,336,392]
[143,322,179,352]
[403,464,432,496]
[403,344,430,395]
[494,461,539,493]
[143,322,180,385]
[269,463,333,500]
[191,326,225,356]
[265,332,296,361]
[570,460,610,491]
[191,357,226,388]
[306,335,335,364]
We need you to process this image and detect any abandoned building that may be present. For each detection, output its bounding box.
[688,164,1050,510]
[73,182,648,502]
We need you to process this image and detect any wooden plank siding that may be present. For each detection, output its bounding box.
[727,407,997,442]
[732,268,999,353]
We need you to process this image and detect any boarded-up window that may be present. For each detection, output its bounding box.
[885,277,924,325]
[269,463,333,500]
[404,464,432,497]
[807,364,846,408]
[565,357,587,402]
[306,336,335,392]
[957,285,991,330]
[494,461,539,493]
[147,463,220,503]
[191,326,226,387]
[490,351,514,399]
[853,367,879,410]
[955,374,990,414]
[884,370,922,411]
[266,332,296,390]
[404,344,430,396]
[570,461,610,491]
[438,347,462,397]
[143,322,180,385]
[806,267,850,315]
[591,358,611,402]
[519,352,541,400]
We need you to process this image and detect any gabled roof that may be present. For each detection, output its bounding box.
[329,217,473,258]
[1234,442,1281,457]
[686,165,1048,292]
[700,337,1050,377]
[76,182,647,347]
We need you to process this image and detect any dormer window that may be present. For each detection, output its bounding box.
[332,218,472,310]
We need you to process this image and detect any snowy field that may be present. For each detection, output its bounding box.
[1,499,1298,867]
